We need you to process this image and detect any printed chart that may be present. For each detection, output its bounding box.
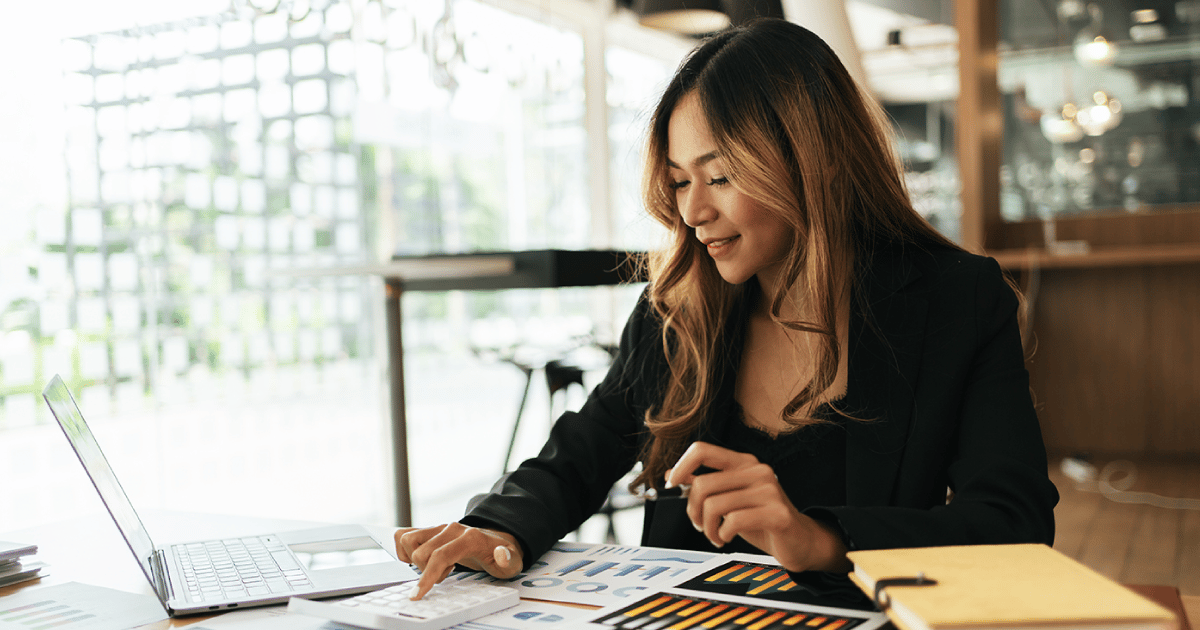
[0,599,98,629]
[675,560,800,599]
[673,557,874,609]
[0,582,166,630]
[447,542,720,607]
[585,591,882,630]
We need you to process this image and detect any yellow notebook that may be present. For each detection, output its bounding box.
[847,544,1178,630]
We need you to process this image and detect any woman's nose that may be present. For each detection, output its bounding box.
[679,187,716,228]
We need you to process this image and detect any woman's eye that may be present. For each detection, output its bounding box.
[669,180,690,190]
[707,177,729,186]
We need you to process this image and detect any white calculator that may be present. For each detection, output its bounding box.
[288,580,520,630]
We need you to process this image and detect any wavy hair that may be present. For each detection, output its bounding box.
[632,18,963,491]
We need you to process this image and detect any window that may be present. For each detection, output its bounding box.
[0,0,683,534]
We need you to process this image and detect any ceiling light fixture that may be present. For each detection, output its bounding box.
[1041,103,1084,144]
[1073,4,1117,65]
[634,0,731,35]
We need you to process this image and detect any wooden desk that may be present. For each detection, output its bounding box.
[0,511,398,628]
[6,512,1197,629]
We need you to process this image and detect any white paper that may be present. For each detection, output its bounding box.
[188,598,589,630]
[0,582,167,630]
[443,542,724,607]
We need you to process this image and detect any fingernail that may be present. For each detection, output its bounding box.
[495,546,512,564]
[692,521,703,532]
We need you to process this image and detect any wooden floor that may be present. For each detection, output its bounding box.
[1048,455,1200,596]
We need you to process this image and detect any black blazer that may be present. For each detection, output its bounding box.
[463,243,1059,566]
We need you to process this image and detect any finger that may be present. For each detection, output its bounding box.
[396,525,446,566]
[683,463,772,532]
[467,542,521,579]
[408,523,468,570]
[413,562,455,600]
[693,470,785,546]
[666,442,755,488]
[492,546,517,574]
[394,528,416,563]
[414,527,510,598]
[708,487,786,542]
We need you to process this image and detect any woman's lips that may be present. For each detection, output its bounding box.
[704,235,740,255]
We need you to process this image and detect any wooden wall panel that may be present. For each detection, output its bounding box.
[1145,265,1200,453]
[1025,263,1200,455]
[1028,267,1150,453]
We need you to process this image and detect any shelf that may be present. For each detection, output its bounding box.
[990,242,1200,269]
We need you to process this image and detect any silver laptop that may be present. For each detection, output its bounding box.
[42,374,417,616]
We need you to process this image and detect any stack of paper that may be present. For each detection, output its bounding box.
[0,540,47,587]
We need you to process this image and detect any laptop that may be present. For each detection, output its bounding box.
[42,374,418,615]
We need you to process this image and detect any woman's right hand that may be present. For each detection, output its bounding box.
[394,523,524,600]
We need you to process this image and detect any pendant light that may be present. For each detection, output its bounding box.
[634,0,731,35]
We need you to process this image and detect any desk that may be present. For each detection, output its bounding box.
[0,511,371,628]
[4,513,1199,629]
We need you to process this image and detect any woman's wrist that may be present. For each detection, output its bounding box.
[807,516,853,572]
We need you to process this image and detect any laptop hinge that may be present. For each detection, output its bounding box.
[151,549,175,602]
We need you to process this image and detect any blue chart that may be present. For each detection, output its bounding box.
[553,560,690,582]
[448,542,718,607]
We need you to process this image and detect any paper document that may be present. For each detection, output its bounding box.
[0,582,167,630]
[190,598,589,630]
[443,541,721,607]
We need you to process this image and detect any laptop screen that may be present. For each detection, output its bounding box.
[42,375,159,590]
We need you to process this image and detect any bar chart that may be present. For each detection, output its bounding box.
[0,583,166,630]
[446,541,718,606]
[590,592,870,630]
[676,560,801,599]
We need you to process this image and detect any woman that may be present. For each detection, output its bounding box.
[396,18,1058,601]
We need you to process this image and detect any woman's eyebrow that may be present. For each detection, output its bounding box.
[667,151,721,169]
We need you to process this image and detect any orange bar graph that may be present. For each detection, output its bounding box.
[748,611,788,630]
[747,573,792,596]
[705,564,745,582]
[733,609,768,625]
[805,616,827,627]
[751,569,781,582]
[702,606,748,628]
[821,620,849,630]
[626,596,674,618]
[669,604,729,630]
[650,599,694,618]
[781,614,808,626]
[730,567,764,582]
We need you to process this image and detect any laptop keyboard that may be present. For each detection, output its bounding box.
[174,535,314,602]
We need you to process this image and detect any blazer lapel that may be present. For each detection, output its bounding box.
[840,246,930,507]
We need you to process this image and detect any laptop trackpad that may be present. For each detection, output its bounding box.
[290,536,396,573]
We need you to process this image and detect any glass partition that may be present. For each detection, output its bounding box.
[998,0,1200,222]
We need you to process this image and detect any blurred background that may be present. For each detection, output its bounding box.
[0,0,1196,591]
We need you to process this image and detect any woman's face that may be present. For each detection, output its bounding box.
[666,92,793,288]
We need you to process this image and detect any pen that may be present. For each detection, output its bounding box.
[638,484,691,501]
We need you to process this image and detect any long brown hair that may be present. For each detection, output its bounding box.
[633,19,963,491]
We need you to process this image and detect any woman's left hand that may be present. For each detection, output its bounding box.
[666,441,851,573]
